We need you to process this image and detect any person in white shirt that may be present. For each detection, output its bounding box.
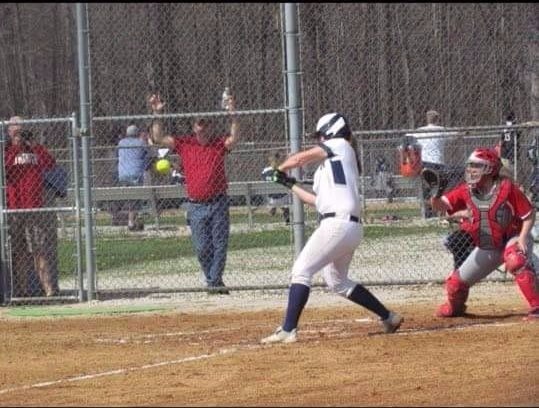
[260,113,403,344]
[412,110,446,165]
[407,110,461,218]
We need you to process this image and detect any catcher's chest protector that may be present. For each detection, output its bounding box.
[468,180,512,249]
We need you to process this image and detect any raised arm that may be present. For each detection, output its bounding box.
[224,94,239,151]
[148,94,176,149]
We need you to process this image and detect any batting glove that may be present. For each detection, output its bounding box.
[261,166,297,189]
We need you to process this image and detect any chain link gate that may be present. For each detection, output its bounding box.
[0,116,83,304]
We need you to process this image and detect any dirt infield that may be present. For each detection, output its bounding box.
[0,283,537,406]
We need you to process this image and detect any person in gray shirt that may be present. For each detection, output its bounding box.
[117,124,150,231]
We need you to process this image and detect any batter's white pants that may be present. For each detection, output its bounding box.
[291,217,363,297]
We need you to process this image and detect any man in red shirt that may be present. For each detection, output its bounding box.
[148,94,239,294]
[431,147,539,320]
[4,116,57,297]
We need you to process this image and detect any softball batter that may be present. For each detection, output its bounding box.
[260,113,403,344]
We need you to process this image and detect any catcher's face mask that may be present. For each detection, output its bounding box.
[464,162,492,187]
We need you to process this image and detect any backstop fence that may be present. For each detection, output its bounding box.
[0,3,538,303]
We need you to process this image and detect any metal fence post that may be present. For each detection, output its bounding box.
[77,3,97,301]
[0,123,8,304]
[283,3,305,256]
[71,113,85,302]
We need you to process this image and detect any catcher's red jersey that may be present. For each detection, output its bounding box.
[442,178,533,249]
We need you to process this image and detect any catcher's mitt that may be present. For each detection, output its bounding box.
[420,167,448,198]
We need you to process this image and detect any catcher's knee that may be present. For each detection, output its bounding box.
[503,243,530,275]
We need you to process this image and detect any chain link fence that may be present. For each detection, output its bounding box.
[0,3,538,303]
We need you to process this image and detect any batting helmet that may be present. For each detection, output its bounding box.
[464,147,502,186]
[314,113,351,140]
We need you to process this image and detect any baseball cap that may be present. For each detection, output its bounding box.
[126,125,139,137]
[8,116,22,125]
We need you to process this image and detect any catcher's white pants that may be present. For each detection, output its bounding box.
[291,217,362,297]
[459,235,536,285]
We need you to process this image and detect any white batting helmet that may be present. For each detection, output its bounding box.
[314,113,351,140]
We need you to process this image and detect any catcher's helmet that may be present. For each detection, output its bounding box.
[314,113,351,140]
[464,147,501,186]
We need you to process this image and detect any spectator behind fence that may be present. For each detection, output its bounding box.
[117,124,151,231]
[4,116,58,297]
[372,155,394,203]
[148,92,239,294]
[495,111,522,181]
[406,110,461,218]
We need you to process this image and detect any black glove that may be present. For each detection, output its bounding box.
[421,168,448,198]
[261,166,297,189]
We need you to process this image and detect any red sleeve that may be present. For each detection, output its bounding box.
[508,182,533,219]
[443,183,468,215]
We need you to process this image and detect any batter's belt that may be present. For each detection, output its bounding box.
[320,213,360,223]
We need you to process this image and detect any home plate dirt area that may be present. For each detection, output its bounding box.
[0,282,537,406]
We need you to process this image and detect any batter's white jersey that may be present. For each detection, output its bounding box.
[313,138,361,217]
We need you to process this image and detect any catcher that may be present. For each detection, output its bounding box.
[430,147,539,320]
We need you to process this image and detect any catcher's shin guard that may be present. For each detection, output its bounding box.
[515,270,539,310]
[436,270,469,317]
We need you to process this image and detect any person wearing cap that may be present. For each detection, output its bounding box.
[4,116,58,297]
[260,112,403,344]
[148,93,239,294]
[117,124,151,231]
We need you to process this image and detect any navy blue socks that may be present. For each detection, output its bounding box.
[282,283,310,332]
[348,284,390,320]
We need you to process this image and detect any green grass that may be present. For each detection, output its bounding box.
[7,305,171,318]
[65,203,422,227]
[57,222,447,275]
